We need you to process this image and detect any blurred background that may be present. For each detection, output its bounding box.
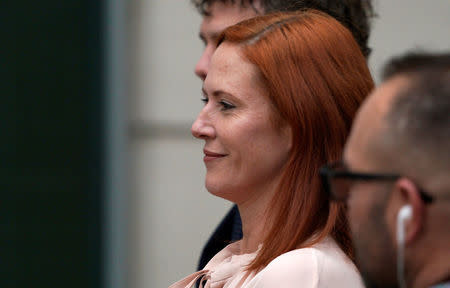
[3,0,449,287]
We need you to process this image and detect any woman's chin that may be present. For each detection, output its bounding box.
[205,182,239,203]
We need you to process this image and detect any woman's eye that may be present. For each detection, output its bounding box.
[220,101,235,111]
[201,97,208,105]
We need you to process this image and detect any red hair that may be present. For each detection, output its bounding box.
[218,10,374,271]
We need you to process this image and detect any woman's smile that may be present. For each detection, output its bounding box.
[203,149,227,162]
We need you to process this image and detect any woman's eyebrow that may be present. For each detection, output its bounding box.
[212,90,233,98]
[202,87,234,98]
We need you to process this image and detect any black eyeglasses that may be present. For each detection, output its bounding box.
[319,161,434,203]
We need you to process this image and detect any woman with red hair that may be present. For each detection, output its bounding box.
[171,10,374,288]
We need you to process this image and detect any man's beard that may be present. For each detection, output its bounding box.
[353,204,399,288]
[358,264,398,288]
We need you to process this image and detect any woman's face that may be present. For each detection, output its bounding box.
[191,43,292,204]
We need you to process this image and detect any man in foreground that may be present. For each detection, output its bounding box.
[322,52,450,288]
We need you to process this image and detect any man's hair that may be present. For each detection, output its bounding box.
[191,0,374,57]
[384,52,450,186]
[382,52,450,80]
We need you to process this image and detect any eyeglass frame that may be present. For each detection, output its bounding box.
[319,161,434,204]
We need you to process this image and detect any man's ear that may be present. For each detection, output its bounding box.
[394,178,426,245]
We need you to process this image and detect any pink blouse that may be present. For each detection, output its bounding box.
[169,237,364,288]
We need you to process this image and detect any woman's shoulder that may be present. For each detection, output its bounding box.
[249,238,364,288]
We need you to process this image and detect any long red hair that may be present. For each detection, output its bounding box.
[218,10,374,271]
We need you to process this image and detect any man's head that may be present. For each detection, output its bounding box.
[193,1,262,80]
[343,52,450,288]
[192,0,374,80]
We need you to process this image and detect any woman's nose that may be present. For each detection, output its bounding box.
[191,109,215,139]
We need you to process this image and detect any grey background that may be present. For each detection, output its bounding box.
[126,1,450,287]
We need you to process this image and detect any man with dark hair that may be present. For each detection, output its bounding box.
[192,0,374,80]
[321,52,450,288]
[192,0,375,271]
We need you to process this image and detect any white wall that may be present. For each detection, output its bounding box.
[127,1,450,287]
[368,0,450,83]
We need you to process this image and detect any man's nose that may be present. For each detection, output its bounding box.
[194,46,214,81]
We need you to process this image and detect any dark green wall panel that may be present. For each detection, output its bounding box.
[1,1,104,287]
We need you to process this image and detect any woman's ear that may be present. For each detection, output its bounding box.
[281,123,293,152]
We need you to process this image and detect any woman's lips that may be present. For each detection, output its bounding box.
[203,149,227,162]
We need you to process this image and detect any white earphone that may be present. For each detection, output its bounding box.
[396,205,412,288]
[397,205,412,246]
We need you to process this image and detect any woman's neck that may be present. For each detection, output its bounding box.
[235,179,280,254]
[238,206,266,254]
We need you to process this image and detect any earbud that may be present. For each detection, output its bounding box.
[396,204,412,288]
[396,205,412,246]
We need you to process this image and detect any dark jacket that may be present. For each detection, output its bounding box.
[197,205,243,270]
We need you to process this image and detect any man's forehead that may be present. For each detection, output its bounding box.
[200,1,260,38]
